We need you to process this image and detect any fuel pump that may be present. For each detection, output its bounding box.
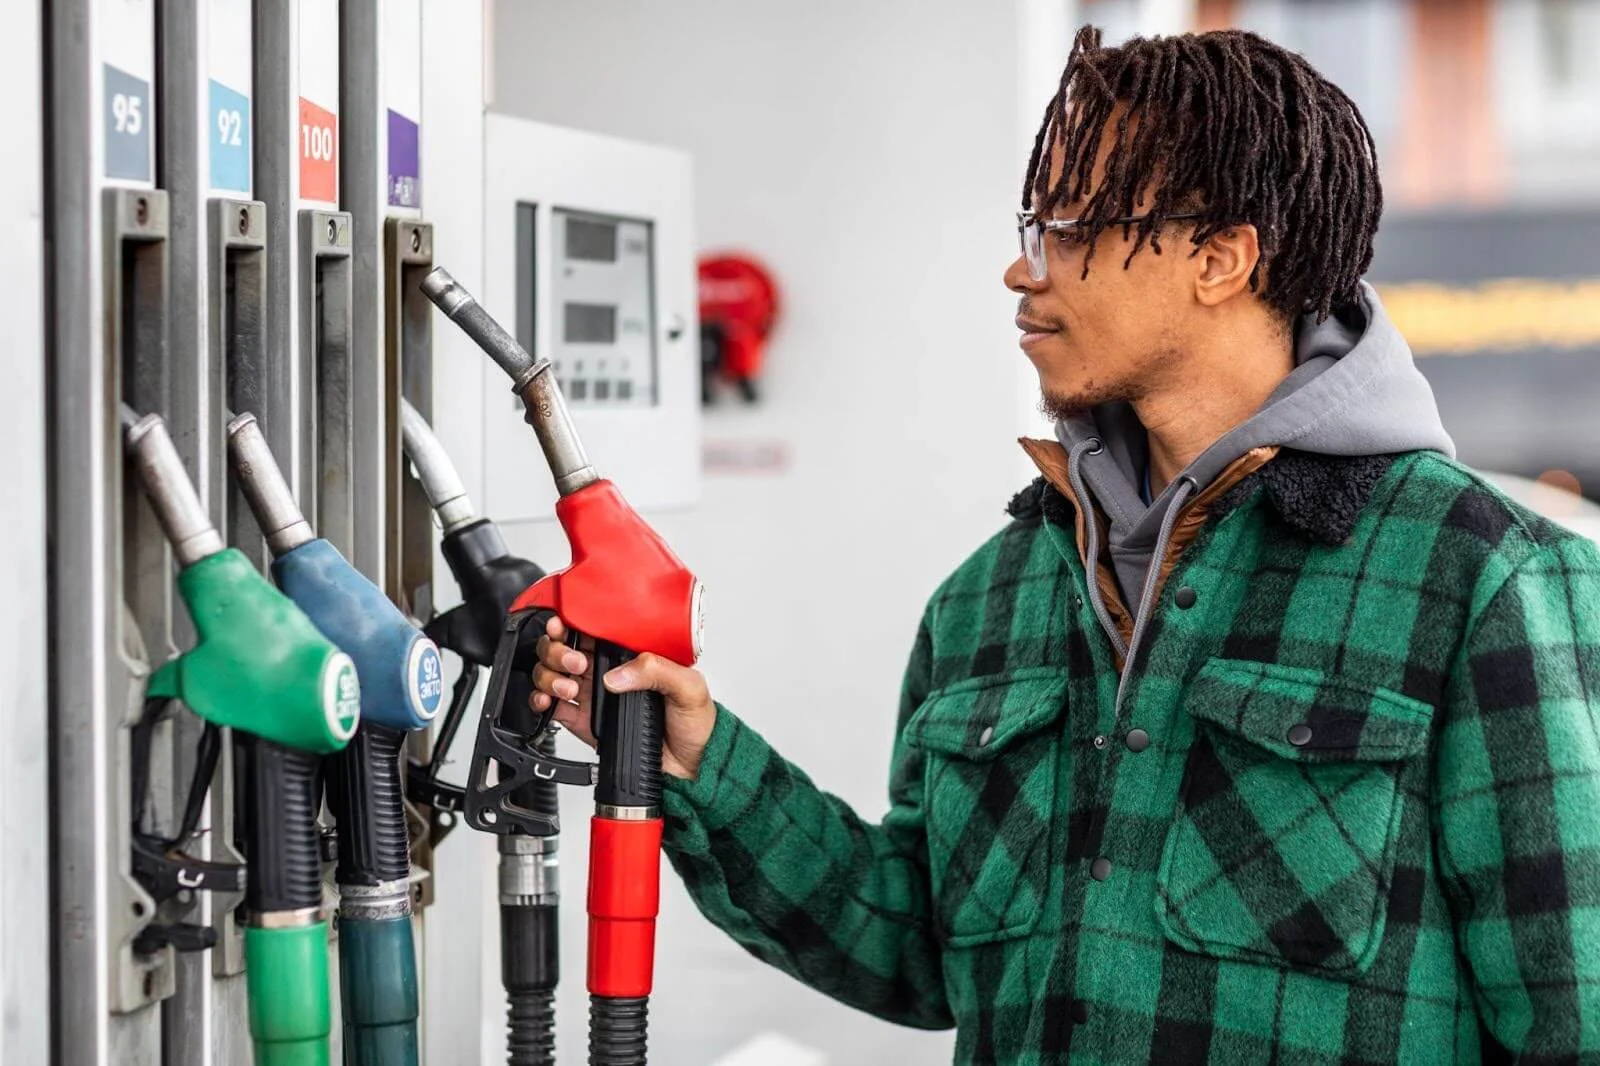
[422,267,704,1066]
[398,398,563,1065]
[226,411,442,1066]
[120,407,361,1066]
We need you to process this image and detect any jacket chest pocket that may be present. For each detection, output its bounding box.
[903,669,1069,948]
[1156,658,1432,976]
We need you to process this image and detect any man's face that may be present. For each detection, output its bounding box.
[1004,124,1200,421]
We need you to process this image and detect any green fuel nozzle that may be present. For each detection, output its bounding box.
[121,406,358,1066]
[123,408,361,752]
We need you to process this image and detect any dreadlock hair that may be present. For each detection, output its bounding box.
[1023,25,1383,323]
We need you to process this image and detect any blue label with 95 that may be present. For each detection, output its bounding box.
[209,79,251,194]
[104,65,152,182]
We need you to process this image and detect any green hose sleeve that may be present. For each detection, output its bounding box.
[244,922,333,1066]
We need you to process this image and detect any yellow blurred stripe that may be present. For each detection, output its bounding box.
[1375,278,1600,356]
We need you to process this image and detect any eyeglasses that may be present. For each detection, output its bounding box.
[1016,210,1205,282]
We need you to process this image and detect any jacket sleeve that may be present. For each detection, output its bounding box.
[658,609,952,1029]
[1433,534,1600,1058]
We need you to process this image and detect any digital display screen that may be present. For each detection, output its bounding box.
[564,302,618,344]
[565,217,618,262]
[550,207,654,407]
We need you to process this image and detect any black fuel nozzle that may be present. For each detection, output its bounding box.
[399,399,573,1065]
[399,398,570,841]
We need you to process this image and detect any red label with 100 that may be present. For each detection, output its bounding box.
[298,97,338,204]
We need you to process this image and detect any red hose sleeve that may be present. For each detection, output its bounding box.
[587,816,663,998]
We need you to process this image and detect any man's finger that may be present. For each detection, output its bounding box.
[546,614,567,642]
[532,664,580,701]
[537,634,586,675]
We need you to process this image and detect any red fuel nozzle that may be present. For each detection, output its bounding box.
[423,267,702,1065]
[511,481,702,668]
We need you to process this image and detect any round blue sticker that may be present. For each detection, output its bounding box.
[409,639,444,722]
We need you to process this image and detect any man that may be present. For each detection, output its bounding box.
[532,25,1600,1064]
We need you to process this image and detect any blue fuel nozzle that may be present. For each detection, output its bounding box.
[271,539,443,732]
[227,411,443,733]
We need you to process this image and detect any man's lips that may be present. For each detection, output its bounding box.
[1016,316,1059,347]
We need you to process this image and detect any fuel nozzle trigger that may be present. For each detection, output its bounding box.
[128,698,246,957]
[462,610,597,836]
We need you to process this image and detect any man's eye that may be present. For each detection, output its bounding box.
[1052,227,1090,247]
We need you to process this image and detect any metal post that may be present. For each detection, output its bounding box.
[1,0,51,1059]
[48,0,174,1059]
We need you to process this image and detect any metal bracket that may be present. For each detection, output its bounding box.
[386,218,440,902]
[106,187,179,1015]
[208,196,268,979]
[297,209,355,558]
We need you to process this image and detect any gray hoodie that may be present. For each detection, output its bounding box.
[1053,282,1455,666]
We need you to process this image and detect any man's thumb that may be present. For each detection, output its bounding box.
[603,653,667,696]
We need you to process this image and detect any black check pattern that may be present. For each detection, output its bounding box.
[660,449,1600,1063]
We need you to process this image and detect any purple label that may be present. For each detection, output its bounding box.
[387,109,420,208]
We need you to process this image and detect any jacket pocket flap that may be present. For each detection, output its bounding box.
[1186,658,1431,762]
[904,667,1069,760]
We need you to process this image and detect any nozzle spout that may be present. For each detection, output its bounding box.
[398,399,478,534]
[419,267,535,382]
[226,413,315,556]
[121,407,224,568]
[420,267,598,496]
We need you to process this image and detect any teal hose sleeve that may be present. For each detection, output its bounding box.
[338,913,420,1066]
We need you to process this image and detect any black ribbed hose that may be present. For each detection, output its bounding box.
[589,997,649,1065]
[503,672,561,1066]
[236,736,323,912]
[326,725,411,885]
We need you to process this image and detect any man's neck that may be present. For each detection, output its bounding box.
[1135,325,1295,497]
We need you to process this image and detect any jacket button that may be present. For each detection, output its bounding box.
[1174,586,1197,609]
[1125,728,1150,753]
[1288,723,1313,747]
[978,726,995,747]
[1090,857,1112,881]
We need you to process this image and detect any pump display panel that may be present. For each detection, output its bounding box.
[548,208,656,407]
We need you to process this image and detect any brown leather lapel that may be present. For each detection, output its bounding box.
[1018,438,1278,648]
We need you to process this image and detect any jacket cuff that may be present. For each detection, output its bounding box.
[661,704,770,845]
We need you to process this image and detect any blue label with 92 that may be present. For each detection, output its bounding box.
[209,79,251,194]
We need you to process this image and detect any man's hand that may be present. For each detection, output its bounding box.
[530,615,717,780]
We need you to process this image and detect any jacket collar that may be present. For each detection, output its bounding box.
[1009,439,1397,547]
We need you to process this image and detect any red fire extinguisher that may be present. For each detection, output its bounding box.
[421,267,703,1066]
[698,253,779,404]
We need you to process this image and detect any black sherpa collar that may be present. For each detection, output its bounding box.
[1007,449,1397,547]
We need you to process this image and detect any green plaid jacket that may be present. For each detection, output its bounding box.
[660,446,1600,1064]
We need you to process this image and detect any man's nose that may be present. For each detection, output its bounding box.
[1004,253,1046,295]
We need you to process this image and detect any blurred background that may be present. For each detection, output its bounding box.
[485,1,1600,1063]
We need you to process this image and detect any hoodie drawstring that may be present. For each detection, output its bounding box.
[1068,436,1198,722]
[1113,474,1197,716]
[1067,437,1127,662]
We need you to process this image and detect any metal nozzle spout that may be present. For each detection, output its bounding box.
[419,266,598,496]
[225,413,315,556]
[419,267,535,382]
[398,399,478,533]
[121,406,224,568]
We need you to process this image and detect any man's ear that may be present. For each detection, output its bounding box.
[1193,224,1261,308]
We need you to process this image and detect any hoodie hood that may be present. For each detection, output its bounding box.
[1054,282,1454,628]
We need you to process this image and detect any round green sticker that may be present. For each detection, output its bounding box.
[322,652,361,741]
